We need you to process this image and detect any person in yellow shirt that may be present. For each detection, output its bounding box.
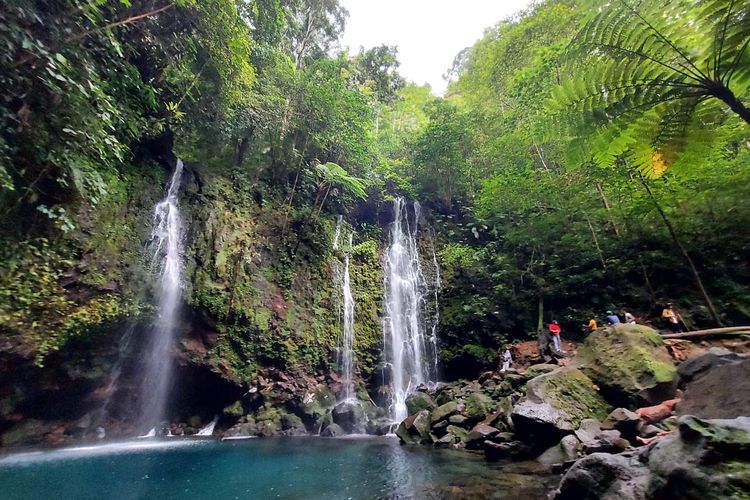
[586,318,598,331]
[662,303,683,332]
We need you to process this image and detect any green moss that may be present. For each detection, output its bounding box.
[541,369,612,426]
[576,324,677,401]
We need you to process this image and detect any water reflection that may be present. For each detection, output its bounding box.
[0,437,557,500]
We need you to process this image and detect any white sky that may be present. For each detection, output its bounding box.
[339,0,533,95]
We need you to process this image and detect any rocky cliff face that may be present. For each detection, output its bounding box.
[0,155,390,446]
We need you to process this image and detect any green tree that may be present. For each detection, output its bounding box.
[551,0,750,173]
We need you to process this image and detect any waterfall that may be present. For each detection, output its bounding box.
[195,415,219,436]
[137,159,185,433]
[341,234,355,401]
[333,215,343,251]
[383,198,440,422]
[333,217,356,402]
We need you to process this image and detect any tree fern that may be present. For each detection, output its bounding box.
[548,0,750,175]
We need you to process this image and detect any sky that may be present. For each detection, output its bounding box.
[339,0,533,95]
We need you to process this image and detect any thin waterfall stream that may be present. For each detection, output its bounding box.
[333,216,356,402]
[137,159,185,434]
[383,197,441,422]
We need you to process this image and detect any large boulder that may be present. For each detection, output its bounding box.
[430,401,458,424]
[465,392,494,421]
[405,391,435,415]
[395,410,431,445]
[332,400,366,434]
[647,415,750,499]
[512,367,612,447]
[554,452,650,500]
[575,324,678,406]
[464,423,500,449]
[677,348,745,385]
[554,415,750,500]
[601,408,641,443]
[676,356,750,419]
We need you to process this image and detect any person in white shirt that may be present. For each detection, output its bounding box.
[622,309,637,324]
[501,348,512,372]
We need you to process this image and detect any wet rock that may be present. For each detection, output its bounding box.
[483,439,533,462]
[647,415,750,499]
[280,413,306,435]
[512,367,611,447]
[396,410,431,445]
[465,392,494,421]
[366,417,393,436]
[465,423,500,449]
[582,429,629,454]
[677,348,744,385]
[574,419,602,446]
[676,357,750,419]
[601,408,641,442]
[405,392,435,415]
[575,324,678,406]
[223,422,254,438]
[320,423,345,437]
[538,434,581,465]
[555,415,750,500]
[448,414,468,425]
[332,401,366,434]
[430,401,458,424]
[554,452,650,500]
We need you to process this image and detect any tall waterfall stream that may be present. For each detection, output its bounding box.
[383,197,441,422]
[137,159,185,433]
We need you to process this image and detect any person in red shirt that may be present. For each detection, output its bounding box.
[549,320,564,353]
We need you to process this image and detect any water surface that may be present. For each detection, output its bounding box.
[0,437,557,499]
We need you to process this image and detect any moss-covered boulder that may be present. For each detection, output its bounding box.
[405,391,436,415]
[512,367,612,447]
[396,410,432,445]
[575,325,678,406]
[465,392,495,421]
[430,401,458,424]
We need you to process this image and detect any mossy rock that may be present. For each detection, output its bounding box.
[406,392,436,415]
[465,392,495,421]
[575,324,678,406]
[300,386,336,419]
[223,401,244,418]
[430,401,458,424]
[512,367,612,447]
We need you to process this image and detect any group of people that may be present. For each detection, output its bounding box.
[585,308,638,332]
[499,302,689,371]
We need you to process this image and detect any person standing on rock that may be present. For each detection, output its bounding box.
[662,303,684,332]
[501,348,513,372]
[549,320,564,353]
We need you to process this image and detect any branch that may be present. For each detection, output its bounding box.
[13,3,175,68]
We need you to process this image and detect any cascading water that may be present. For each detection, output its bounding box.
[195,415,219,436]
[383,197,440,422]
[137,159,185,433]
[333,216,356,402]
[340,233,355,401]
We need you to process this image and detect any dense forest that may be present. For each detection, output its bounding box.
[1,0,749,434]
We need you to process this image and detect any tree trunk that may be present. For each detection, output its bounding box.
[235,127,255,168]
[711,83,750,125]
[595,183,621,236]
[585,215,607,269]
[537,295,544,334]
[641,178,723,326]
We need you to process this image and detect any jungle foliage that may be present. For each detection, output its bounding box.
[0,0,749,378]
